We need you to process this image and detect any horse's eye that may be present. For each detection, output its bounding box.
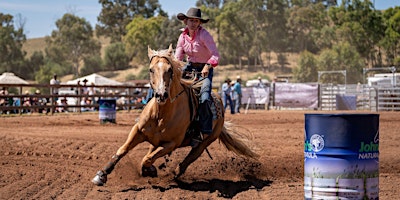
[149,68,154,73]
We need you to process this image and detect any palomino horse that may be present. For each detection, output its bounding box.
[92,45,258,186]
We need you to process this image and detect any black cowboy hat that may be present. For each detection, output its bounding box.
[177,7,209,23]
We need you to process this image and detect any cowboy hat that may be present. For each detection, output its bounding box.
[177,7,209,23]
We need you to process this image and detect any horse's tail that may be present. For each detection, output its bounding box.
[219,121,259,159]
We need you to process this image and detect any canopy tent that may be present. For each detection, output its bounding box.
[245,78,269,87]
[0,72,29,84]
[66,73,122,86]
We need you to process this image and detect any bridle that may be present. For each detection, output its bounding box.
[149,55,185,103]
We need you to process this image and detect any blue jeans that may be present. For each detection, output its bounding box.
[234,95,241,113]
[182,63,213,134]
[223,94,234,114]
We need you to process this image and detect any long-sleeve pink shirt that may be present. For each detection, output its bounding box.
[175,26,220,67]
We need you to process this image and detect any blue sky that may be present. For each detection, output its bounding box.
[0,0,398,39]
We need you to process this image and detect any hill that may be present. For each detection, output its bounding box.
[22,37,299,86]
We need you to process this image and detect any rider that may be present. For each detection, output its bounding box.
[175,7,220,141]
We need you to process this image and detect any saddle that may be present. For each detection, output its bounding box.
[182,79,224,146]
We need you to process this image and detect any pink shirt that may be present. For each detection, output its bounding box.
[175,26,219,67]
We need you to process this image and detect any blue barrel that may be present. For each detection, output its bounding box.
[99,99,116,124]
[304,114,379,200]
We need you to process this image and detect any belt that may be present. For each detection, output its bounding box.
[190,62,206,68]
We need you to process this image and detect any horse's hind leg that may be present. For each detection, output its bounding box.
[174,120,223,178]
[140,142,176,177]
[92,124,145,186]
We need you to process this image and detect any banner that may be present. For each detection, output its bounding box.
[274,83,318,108]
[242,87,270,104]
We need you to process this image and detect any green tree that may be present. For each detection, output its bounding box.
[217,1,261,67]
[96,0,166,42]
[293,51,318,82]
[287,2,329,53]
[81,55,104,76]
[318,42,364,84]
[329,0,385,67]
[0,13,26,75]
[46,13,101,77]
[380,7,400,65]
[25,51,44,80]
[124,15,165,64]
[104,42,130,71]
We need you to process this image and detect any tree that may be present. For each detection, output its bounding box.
[104,42,129,71]
[0,13,26,75]
[287,2,329,53]
[329,0,385,67]
[293,51,318,83]
[380,7,400,65]
[96,0,166,42]
[124,15,166,64]
[293,51,318,82]
[46,13,101,77]
[81,55,104,76]
[25,51,44,80]
[318,42,364,84]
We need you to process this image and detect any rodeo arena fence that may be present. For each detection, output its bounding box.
[241,81,400,112]
[1,81,400,115]
[0,83,149,115]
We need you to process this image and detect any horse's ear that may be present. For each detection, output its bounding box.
[148,46,154,60]
[167,44,173,56]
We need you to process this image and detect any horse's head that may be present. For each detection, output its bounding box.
[148,45,183,105]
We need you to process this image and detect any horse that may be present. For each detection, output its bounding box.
[92,45,259,186]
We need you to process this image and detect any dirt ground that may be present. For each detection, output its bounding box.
[0,110,399,199]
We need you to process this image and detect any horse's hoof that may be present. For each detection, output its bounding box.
[142,165,157,177]
[92,170,107,186]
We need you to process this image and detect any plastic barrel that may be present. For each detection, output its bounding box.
[304,114,379,200]
[99,99,116,124]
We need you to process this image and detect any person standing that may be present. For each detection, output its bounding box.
[50,74,61,103]
[257,76,265,88]
[221,78,234,114]
[175,7,220,138]
[233,76,242,114]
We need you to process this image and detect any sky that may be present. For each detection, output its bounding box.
[0,0,398,39]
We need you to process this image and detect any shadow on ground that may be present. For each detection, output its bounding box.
[117,175,272,198]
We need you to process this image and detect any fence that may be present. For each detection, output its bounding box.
[0,83,148,115]
[319,84,400,111]
[2,83,400,114]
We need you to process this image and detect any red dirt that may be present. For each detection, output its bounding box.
[0,110,398,199]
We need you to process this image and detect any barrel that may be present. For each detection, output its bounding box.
[99,99,116,124]
[304,114,379,200]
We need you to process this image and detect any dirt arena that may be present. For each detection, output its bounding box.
[0,110,398,199]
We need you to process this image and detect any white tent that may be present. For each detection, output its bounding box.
[66,73,122,86]
[0,72,29,84]
[246,79,269,87]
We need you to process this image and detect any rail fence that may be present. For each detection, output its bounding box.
[2,83,400,115]
[0,83,149,115]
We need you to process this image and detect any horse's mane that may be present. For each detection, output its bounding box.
[151,48,196,88]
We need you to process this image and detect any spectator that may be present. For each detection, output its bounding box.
[50,74,61,103]
[32,90,47,114]
[56,98,68,113]
[257,76,265,88]
[81,97,94,112]
[22,90,32,113]
[233,76,243,114]
[0,87,8,107]
[221,78,234,114]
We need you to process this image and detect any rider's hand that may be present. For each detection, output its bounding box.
[201,64,211,77]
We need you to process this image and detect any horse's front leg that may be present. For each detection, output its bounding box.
[92,124,145,186]
[140,142,176,177]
